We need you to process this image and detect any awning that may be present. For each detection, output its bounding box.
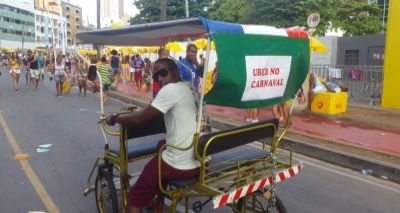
[76,17,309,46]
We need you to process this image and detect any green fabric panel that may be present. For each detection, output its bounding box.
[204,33,310,108]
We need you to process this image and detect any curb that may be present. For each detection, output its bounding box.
[109,91,400,183]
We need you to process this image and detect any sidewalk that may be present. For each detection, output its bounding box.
[113,82,400,159]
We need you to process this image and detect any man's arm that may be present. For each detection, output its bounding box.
[107,104,162,128]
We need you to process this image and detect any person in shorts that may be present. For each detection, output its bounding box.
[143,57,152,92]
[110,49,121,87]
[133,54,144,91]
[27,50,39,89]
[9,52,21,91]
[106,58,200,213]
[98,56,113,104]
[37,51,45,83]
[53,55,67,96]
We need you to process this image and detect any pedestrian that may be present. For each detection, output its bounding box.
[152,48,168,98]
[65,52,72,74]
[177,44,201,91]
[105,58,200,213]
[9,52,21,91]
[53,55,67,96]
[272,103,289,127]
[246,108,259,123]
[87,58,99,93]
[143,57,152,92]
[0,52,9,77]
[98,56,113,104]
[27,50,39,89]
[133,54,145,91]
[77,58,88,96]
[37,51,45,83]
[110,49,122,87]
[129,54,135,85]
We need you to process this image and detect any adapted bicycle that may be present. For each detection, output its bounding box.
[78,16,310,213]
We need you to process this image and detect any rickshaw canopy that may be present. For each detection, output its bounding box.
[76,17,310,108]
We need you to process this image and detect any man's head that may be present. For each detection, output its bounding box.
[185,44,198,63]
[158,48,168,59]
[101,56,107,63]
[111,49,118,55]
[27,50,32,56]
[152,58,181,87]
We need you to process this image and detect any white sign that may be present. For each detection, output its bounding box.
[307,13,320,28]
[241,56,292,101]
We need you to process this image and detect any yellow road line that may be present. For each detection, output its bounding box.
[0,112,60,213]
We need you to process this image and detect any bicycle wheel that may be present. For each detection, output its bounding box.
[237,190,287,213]
[95,166,118,213]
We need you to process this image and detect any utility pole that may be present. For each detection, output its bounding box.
[96,0,101,59]
[382,0,387,33]
[161,0,167,21]
[57,0,65,54]
[185,0,189,18]
[97,0,101,29]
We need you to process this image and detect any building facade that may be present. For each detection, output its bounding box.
[61,1,82,46]
[35,9,66,49]
[0,0,35,49]
[337,34,385,66]
[101,0,123,27]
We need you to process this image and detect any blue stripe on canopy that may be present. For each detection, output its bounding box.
[199,17,244,34]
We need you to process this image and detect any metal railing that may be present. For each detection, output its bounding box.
[310,64,383,106]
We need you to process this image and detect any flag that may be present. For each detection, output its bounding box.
[204,24,310,108]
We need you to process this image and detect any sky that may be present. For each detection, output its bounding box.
[69,0,139,26]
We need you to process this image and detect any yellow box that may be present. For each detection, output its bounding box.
[311,92,347,114]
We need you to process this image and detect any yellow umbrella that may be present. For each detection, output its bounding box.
[193,38,215,50]
[310,37,328,53]
[165,41,184,52]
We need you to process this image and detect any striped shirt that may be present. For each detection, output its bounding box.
[98,63,112,85]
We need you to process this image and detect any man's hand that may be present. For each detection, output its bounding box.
[105,113,118,126]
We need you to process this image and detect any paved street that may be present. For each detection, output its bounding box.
[0,74,399,213]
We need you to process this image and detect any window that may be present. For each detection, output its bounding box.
[344,50,359,65]
[76,10,80,14]
[76,25,80,29]
[66,15,70,19]
[367,46,384,66]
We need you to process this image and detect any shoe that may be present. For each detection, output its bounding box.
[251,119,259,123]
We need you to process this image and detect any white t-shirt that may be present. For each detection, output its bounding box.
[151,81,199,170]
[54,64,65,76]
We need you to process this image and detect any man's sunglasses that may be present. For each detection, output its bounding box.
[152,68,169,81]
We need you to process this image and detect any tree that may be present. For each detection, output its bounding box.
[241,0,383,36]
[207,0,249,23]
[335,0,382,36]
[240,0,303,27]
[131,0,211,24]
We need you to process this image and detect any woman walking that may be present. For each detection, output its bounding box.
[53,55,67,96]
[9,52,21,91]
[77,58,88,96]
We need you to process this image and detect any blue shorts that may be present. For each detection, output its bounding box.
[102,84,110,91]
[112,67,121,74]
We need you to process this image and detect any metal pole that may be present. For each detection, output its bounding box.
[196,36,211,133]
[161,0,167,20]
[58,0,65,54]
[185,0,189,18]
[382,0,386,33]
[22,22,26,51]
[96,0,101,59]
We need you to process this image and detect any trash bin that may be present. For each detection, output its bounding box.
[311,92,347,114]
